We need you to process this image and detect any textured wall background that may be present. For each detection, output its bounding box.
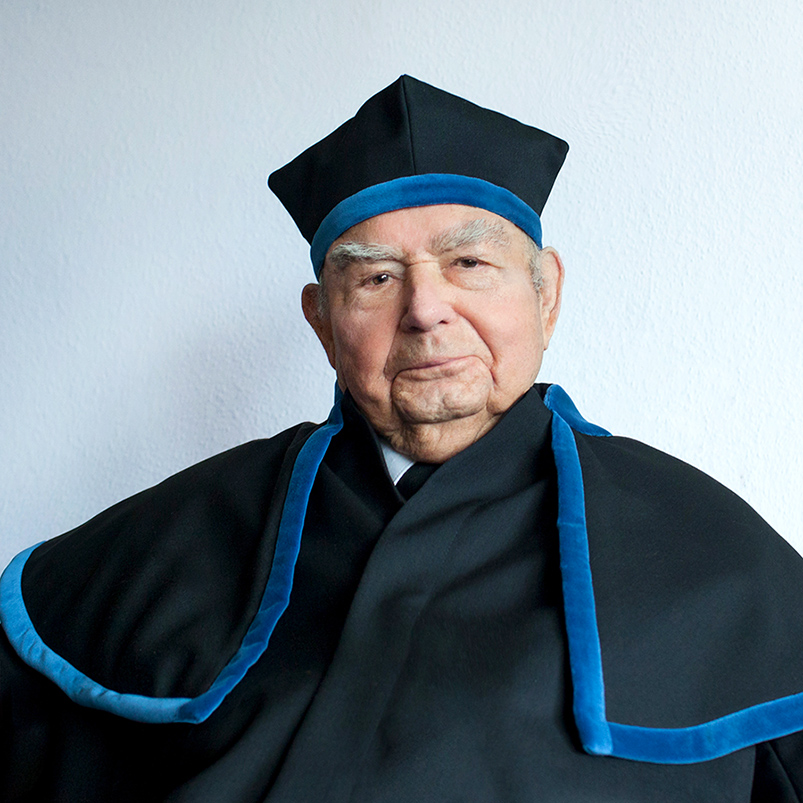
[1,0,801,569]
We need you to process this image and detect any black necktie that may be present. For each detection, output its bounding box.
[396,462,439,500]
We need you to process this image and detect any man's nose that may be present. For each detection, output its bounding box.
[399,264,457,332]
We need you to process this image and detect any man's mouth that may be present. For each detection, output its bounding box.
[396,356,473,379]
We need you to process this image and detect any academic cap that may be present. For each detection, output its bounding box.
[268,75,568,278]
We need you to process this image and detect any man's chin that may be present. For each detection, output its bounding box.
[390,383,489,425]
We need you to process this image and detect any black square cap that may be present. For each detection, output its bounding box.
[268,75,568,276]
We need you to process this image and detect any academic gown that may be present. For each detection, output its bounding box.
[2,385,803,801]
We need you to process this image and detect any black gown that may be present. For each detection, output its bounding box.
[2,385,803,801]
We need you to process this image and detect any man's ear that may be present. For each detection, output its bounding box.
[301,283,337,369]
[537,248,564,350]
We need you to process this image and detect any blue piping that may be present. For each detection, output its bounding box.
[0,401,344,724]
[544,385,612,755]
[5,383,803,761]
[607,693,803,763]
[543,383,803,763]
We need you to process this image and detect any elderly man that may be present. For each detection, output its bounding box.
[2,76,803,801]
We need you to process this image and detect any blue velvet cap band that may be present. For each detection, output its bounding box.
[309,173,543,278]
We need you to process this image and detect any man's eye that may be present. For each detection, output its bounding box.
[369,273,391,285]
[457,257,481,268]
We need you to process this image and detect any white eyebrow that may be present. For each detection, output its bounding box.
[326,218,510,270]
[326,241,405,269]
[430,219,511,254]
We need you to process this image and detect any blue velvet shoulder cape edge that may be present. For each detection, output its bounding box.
[2,384,802,764]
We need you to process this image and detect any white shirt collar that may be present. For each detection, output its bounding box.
[379,439,415,485]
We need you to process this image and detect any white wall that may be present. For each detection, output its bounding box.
[2,0,801,569]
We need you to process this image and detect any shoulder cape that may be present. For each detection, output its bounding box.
[2,385,802,764]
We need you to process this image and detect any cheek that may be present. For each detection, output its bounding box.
[331,312,396,382]
[483,299,545,375]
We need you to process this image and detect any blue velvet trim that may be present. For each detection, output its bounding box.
[6,382,803,758]
[608,693,803,764]
[0,402,344,725]
[309,174,543,277]
[544,383,803,763]
[545,391,613,756]
[543,384,611,437]
[0,544,194,723]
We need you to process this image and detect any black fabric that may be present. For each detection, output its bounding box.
[268,75,569,243]
[3,387,803,800]
[753,739,803,802]
[1,396,401,801]
[576,432,803,729]
[395,461,439,499]
[20,425,315,698]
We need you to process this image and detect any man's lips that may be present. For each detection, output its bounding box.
[395,356,475,379]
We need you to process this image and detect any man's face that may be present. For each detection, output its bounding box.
[302,204,562,461]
